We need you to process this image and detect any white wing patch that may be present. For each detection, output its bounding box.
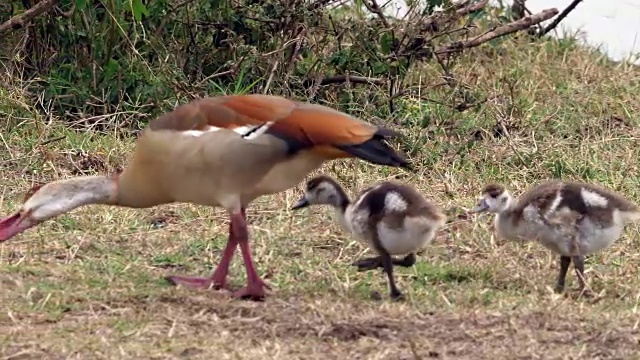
[234,125,258,136]
[581,188,609,208]
[180,122,274,139]
[384,191,408,212]
[546,191,563,216]
[240,121,275,139]
[181,126,221,137]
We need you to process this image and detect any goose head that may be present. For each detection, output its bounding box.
[0,176,117,242]
[291,175,349,210]
[471,183,514,214]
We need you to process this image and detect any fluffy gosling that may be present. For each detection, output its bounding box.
[471,180,640,294]
[291,175,447,300]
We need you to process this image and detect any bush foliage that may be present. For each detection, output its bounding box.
[1,0,549,131]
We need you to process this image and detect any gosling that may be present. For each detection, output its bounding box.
[291,175,447,300]
[471,180,640,294]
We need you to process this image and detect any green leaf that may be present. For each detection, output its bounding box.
[209,0,224,11]
[75,0,87,11]
[379,32,394,55]
[371,61,388,76]
[130,0,149,21]
[104,59,120,82]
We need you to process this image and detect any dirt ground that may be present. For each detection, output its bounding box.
[2,289,640,359]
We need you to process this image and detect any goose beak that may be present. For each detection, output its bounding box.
[291,197,310,211]
[470,199,489,213]
[0,212,32,242]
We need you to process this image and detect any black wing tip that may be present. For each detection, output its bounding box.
[375,127,416,172]
[337,135,413,170]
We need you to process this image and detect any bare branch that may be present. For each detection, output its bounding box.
[303,75,386,88]
[538,0,584,37]
[455,0,490,15]
[362,0,390,28]
[54,3,75,18]
[38,135,66,146]
[404,0,489,55]
[435,8,559,56]
[0,0,59,35]
[263,60,280,94]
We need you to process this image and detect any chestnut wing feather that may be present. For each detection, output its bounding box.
[148,94,410,168]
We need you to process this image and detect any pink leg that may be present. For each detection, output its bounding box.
[230,208,270,301]
[165,210,245,290]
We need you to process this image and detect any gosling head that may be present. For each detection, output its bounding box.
[291,175,349,211]
[0,176,117,242]
[471,183,513,214]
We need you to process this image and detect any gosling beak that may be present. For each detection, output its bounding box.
[290,197,310,211]
[0,212,33,242]
[470,199,489,213]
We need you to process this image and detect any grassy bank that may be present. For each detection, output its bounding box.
[1,35,640,359]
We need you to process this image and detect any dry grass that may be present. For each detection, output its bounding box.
[1,37,640,359]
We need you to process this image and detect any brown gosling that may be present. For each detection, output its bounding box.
[291,175,447,300]
[471,180,640,294]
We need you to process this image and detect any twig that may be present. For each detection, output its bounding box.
[362,0,390,28]
[285,27,307,81]
[263,60,280,94]
[433,45,480,111]
[54,2,75,18]
[154,0,199,36]
[425,0,488,33]
[262,38,306,56]
[455,0,489,15]
[510,0,527,20]
[498,120,527,165]
[0,133,13,160]
[435,8,559,55]
[403,0,489,57]
[307,72,325,100]
[0,0,60,34]
[302,75,385,88]
[538,0,583,37]
[38,135,66,146]
[389,82,448,101]
[510,0,544,34]
[194,69,236,88]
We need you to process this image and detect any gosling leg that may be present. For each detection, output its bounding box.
[352,253,416,271]
[572,255,592,296]
[555,256,571,293]
[380,251,404,300]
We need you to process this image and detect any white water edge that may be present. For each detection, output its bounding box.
[380,0,640,65]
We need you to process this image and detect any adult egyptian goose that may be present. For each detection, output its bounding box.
[471,180,640,294]
[0,94,410,301]
[291,175,446,300]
